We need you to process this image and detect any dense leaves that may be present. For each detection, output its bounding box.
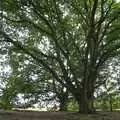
[0,0,120,113]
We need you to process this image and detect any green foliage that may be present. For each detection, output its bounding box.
[67,98,78,112]
[0,0,120,113]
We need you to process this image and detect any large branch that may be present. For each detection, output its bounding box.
[91,0,98,20]
[0,31,76,93]
[0,31,61,83]
[28,1,72,82]
[2,10,76,92]
[50,1,81,87]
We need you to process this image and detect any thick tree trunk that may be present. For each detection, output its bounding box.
[78,97,89,113]
[75,88,95,114]
[79,96,94,113]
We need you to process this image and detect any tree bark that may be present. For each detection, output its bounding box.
[75,88,95,114]
[80,96,94,113]
[58,91,68,111]
[109,95,113,112]
[59,100,68,111]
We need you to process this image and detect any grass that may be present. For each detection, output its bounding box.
[0,115,8,120]
[0,110,120,120]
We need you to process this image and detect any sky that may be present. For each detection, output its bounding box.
[117,0,120,2]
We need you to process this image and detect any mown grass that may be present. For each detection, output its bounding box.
[0,115,9,120]
[0,111,119,120]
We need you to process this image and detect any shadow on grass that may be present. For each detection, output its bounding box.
[0,115,9,120]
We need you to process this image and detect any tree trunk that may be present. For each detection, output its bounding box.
[58,91,68,111]
[59,100,68,111]
[76,88,95,113]
[109,95,113,112]
[78,97,89,113]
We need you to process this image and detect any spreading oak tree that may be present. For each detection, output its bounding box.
[0,0,120,113]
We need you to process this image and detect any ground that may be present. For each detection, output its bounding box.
[0,110,120,120]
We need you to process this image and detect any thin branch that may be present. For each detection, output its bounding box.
[28,0,55,33]
[2,15,51,36]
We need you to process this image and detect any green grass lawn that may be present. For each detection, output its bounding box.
[0,115,8,120]
[0,111,119,120]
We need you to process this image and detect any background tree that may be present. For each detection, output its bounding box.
[95,57,120,111]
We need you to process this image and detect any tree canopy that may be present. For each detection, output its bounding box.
[0,0,120,113]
